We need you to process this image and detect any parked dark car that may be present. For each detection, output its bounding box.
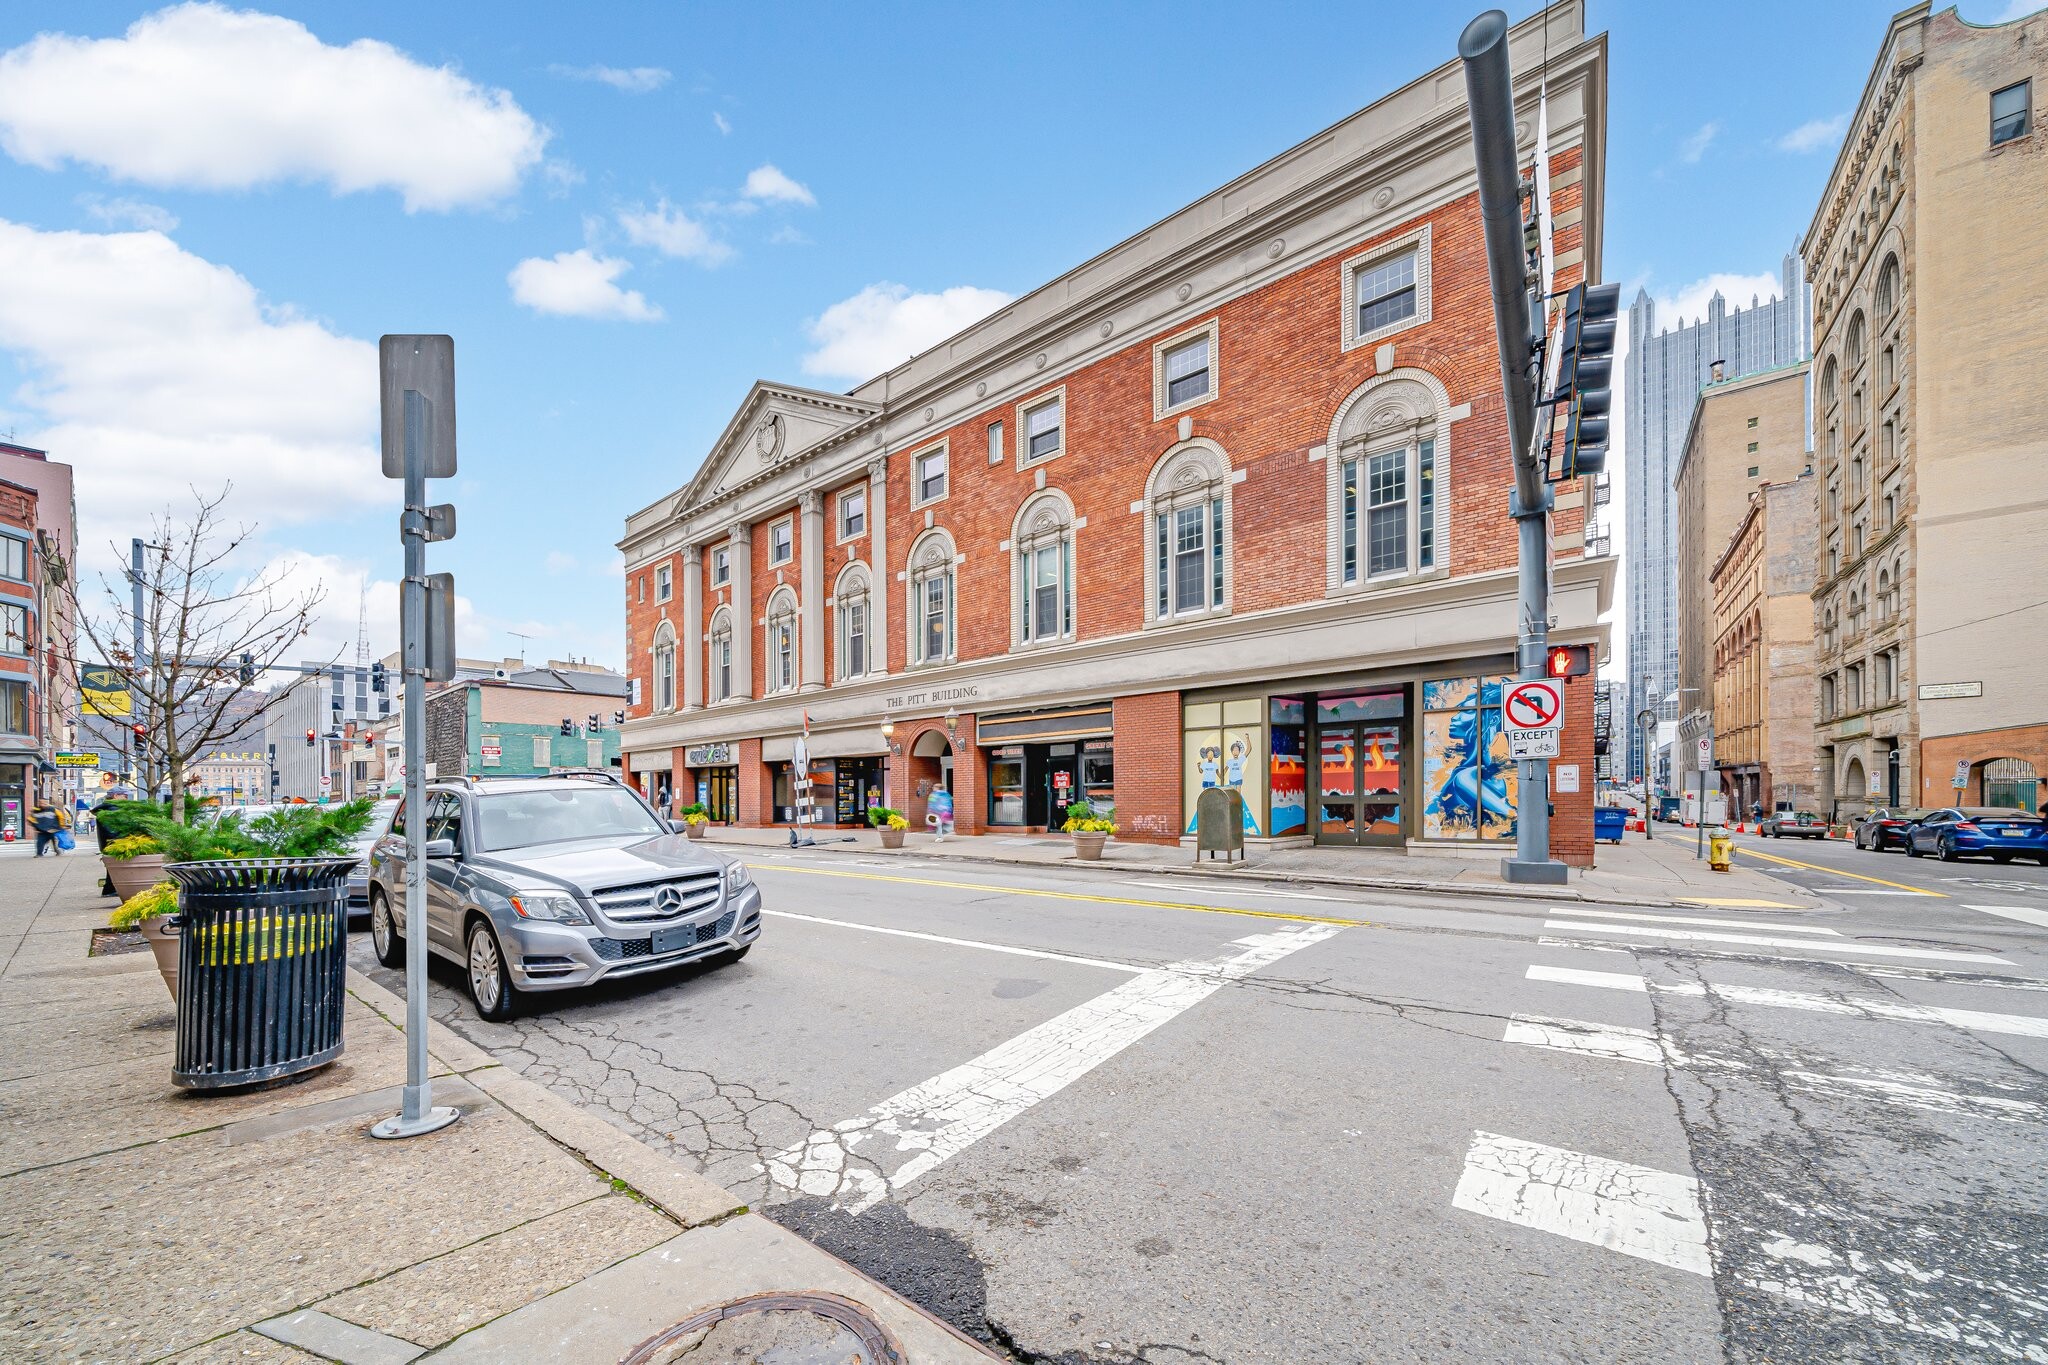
[1759,811,1830,839]
[1854,807,1935,852]
[1903,807,2048,864]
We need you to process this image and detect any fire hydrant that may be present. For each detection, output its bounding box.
[1708,825,1734,872]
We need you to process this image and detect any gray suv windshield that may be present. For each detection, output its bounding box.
[475,788,666,851]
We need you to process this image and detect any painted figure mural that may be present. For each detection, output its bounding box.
[1422,677,1517,839]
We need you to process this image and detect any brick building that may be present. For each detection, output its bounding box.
[1,476,45,837]
[1709,476,1821,816]
[618,4,1613,862]
[423,670,629,785]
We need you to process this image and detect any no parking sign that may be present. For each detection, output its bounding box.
[1502,680,1564,760]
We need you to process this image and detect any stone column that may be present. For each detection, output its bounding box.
[681,543,704,711]
[867,456,890,675]
[799,490,826,692]
[729,522,754,700]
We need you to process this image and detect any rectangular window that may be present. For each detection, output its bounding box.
[0,678,24,734]
[1992,79,2031,146]
[839,487,866,538]
[844,601,866,678]
[916,447,948,503]
[480,734,501,768]
[654,564,672,601]
[1210,497,1225,607]
[987,421,1004,466]
[0,602,26,654]
[1341,458,1359,584]
[1163,335,1211,408]
[712,546,731,585]
[921,575,949,661]
[715,635,732,700]
[1024,397,1062,463]
[1846,664,1864,710]
[1366,448,1408,576]
[1820,674,1837,718]
[774,623,793,691]
[636,576,644,604]
[1748,466,1760,478]
[1416,438,1435,571]
[1746,416,1759,428]
[1172,505,1206,613]
[0,535,25,581]
[1356,250,1418,336]
[1028,544,1060,640]
[769,520,793,565]
[1746,442,1759,453]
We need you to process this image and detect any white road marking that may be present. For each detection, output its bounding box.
[1451,1131,1710,1275]
[1503,1014,1664,1065]
[1118,879,1337,902]
[758,925,1342,1211]
[1543,919,2011,964]
[1964,903,2048,930]
[1560,908,1841,936]
[1814,888,1930,896]
[1456,1134,2048,1357]
[762,909,1144,974]
[1525,964,2048,1038]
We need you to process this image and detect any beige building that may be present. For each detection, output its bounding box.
[1710,476,1820,815]
[1805,3,2048,816]
[1671,363,1811,796]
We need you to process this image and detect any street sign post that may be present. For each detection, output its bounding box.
[372,335,460,1142]
[1503,679,1564,760]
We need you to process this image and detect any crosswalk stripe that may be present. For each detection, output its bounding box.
[1452,1131,1710,1275]
[1963,904,2048,930]
[1503,1014,1663,1065]
[1542,919,2011,964]
[1559,907,1840,936]
[1525,964,2048,1038]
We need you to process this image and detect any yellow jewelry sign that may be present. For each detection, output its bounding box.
[80,665,131,717]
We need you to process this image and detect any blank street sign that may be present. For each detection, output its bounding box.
[379,335,457,478]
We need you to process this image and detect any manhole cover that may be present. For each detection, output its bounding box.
[621,1291,902,1365]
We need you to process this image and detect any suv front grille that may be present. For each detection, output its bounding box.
[591,911,737,961]
[591,871,722,923]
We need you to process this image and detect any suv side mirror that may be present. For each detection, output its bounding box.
[424,838,457,859]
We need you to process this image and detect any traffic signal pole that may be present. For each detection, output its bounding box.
[1461,10,1567,884]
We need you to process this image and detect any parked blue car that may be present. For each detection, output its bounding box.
[1903,807,2048,864]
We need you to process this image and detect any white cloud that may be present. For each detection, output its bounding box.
[508,249,662,321]
[541,159,584,197]
[0,3,546,212]
[1649,271,1782,329]
[77,193,177,231]
[1678,121,1720,164]
[801,282,1013,380]
[742,163,815,206]
[0,217,384,538]
[616,199,732,264]
[1776,114,1848,154]
[712,112,731,135]
[548,63,670,94]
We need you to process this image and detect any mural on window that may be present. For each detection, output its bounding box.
[1269,697,1307,837]
[1181,699,1264,836]
[1421,676,1517,840]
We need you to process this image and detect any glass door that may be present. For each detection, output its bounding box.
[1317,731,1358,841]
[1313,689,1408,847]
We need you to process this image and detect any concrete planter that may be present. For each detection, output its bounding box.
[878,827,906,850]
[1071,831,1110,861]
[684,822,708,840]
[107,852,168,902]
[138,913,180,1001]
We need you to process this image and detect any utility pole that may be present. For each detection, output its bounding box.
[1460,11,1566,885]
[129,538,146,791]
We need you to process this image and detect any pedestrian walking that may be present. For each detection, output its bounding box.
[31,799,64,857]
[926,785,954,841]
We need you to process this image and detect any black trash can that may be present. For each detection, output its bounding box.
[163,857,356,1091]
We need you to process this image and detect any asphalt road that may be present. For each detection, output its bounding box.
[353,851,2048,1363]
[1726,824,2048,908]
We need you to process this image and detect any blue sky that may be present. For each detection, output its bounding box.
[0,0,2025,671]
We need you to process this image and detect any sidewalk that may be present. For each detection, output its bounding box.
[704,820,1815,910]
[0,853,998,1363]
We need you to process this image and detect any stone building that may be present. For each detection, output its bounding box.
[1709,476,1820,816]
[1804,2,2047,816]
[617,4,1614,860]
[1671,364,1811,798]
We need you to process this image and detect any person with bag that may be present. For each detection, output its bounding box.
[30,799,63,857]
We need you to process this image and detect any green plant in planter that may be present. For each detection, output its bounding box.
[111,881,178,930]
[678,802,710,826]
[104,834,164,860]
[94,800,171,841]
[138,798,374,862]
[866,806,903,828]
[1061,799,1117,834]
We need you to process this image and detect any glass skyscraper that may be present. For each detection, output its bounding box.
[1624,248,1810,787]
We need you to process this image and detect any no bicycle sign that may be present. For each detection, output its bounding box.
[1502,680,1564,760]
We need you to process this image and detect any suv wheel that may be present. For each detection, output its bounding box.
[466,919,517,1021]
[369,890,404,968]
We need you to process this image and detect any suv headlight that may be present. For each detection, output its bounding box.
[724,861,751,894]
[510,892,591,925]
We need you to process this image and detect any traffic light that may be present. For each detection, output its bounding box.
[559,718,574,737]
[1550,281,1620,480]
[586,713,599,734]
[305,728,317,747]
[612,710,626,726]
[370,661,387,695]
[237,652,255,685]
[1545,644,1593,679]
[130,722,147,741]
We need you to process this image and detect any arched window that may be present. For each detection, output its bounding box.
[905,529,956,667]
[1845,311,1867,372]
[1875,567,1891,622]
[765,587,799,694]
[708,606,735,702]
[651,621,677,712]
[1327,370,1447,589]
[834,563,871,681]
[1880,345,1895,393]
[1874,255,1899,322]
[1820,357,1839,412]
[1011,490,1076,645]
[1143,440,1233,622]
[1847,590,1864,637]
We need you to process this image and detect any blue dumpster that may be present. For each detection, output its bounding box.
[1594,807,1627,844]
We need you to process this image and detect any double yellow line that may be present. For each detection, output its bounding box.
[1734,844,1943,896]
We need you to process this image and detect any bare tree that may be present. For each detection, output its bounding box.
[55,487,328,821]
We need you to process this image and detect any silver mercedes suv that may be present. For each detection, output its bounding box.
[365,773,762,1020]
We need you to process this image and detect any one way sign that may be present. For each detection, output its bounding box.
[1502,679,1564,760]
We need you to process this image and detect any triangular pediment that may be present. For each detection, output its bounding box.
[674,381,880,516]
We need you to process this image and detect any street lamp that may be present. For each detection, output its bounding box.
[879,716,896,811]
[1635,708,1658,840]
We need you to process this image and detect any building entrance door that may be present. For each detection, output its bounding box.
[703,768,738,824]
[1046,748,1080,830]
[1312,689,1406,847]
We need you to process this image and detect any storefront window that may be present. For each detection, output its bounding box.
[1269,696,1307,837]
[1182,698,1265,836]
[1421,677,1517,840]
[1079,741,1115,810]
[989,746,1026,825]
[772,761,833,823]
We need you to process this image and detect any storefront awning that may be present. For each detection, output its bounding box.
[975,704,1113,746]
[764,728,892,762]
